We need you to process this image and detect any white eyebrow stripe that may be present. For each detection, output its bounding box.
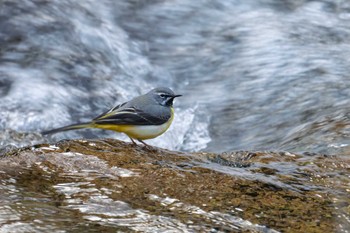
[157,92,171,96]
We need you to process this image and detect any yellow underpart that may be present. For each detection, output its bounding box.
[93,107,174,140]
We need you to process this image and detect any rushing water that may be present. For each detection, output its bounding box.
[0,0,350,153]
[0,0,350,232]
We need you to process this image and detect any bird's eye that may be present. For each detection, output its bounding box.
[159,94,166,98]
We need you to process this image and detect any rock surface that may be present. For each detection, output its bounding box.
[0,139,349,232]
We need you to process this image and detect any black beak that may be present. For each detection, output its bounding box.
[166,94,182,106]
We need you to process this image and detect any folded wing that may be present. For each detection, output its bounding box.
[93,107,168,126]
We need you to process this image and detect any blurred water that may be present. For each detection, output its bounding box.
[1,0,350,154]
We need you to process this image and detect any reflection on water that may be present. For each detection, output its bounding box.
[0,177,89,232]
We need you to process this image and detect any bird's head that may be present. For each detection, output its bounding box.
[149,87,182,107]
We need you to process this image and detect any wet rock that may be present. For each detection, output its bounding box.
[0,139,349,232]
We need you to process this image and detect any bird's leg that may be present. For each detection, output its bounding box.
[138,139,150,147]
[137,139,156,150]
[137,140,158,152]
[129,137,137,146]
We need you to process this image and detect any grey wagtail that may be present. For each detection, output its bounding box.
[42,87,182,146]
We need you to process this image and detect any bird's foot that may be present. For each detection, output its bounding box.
[128,138,157,152]
[129,137,138,146]
[138,140,158,152]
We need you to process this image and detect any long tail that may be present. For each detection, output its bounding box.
[41,122,94,135]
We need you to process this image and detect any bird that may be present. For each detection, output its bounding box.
[42,87,182,146]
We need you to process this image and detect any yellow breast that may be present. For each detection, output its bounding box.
[94,108,174,140]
